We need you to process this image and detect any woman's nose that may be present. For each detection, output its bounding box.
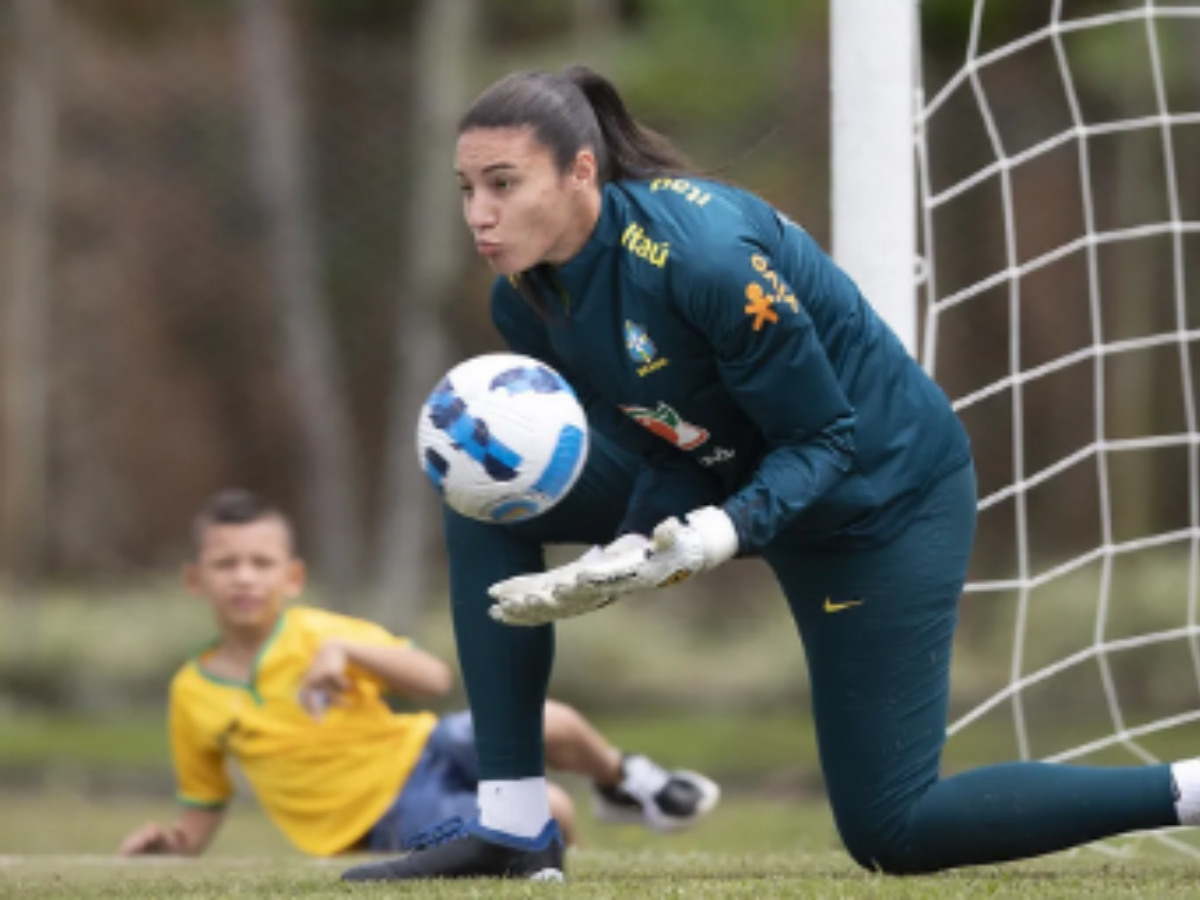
[465,195,497,230]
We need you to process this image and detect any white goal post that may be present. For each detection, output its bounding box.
[830,0,918,354]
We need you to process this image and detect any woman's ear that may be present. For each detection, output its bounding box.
[572,149,598,189]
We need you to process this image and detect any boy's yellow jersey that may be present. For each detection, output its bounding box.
[168,606,438,856]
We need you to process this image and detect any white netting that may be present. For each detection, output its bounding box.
[919,0,1200,856]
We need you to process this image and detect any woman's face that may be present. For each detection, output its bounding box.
[455,126,599,275]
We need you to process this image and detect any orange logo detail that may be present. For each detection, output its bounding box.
[744,283,779,331]
[657,569,693,588]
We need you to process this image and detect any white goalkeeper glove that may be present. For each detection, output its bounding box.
[487,534,650,627]
[571,506,739,597]
[487,507,739,627]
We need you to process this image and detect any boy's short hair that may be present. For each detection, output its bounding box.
[191,489,294,556]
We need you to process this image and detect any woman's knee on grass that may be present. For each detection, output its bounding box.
[829,784,949,876]
[835,814,943,876]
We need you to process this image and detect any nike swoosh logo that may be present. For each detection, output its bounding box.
[824,597,864,613]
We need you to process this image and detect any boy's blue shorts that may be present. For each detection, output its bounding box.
[362,711,480,852]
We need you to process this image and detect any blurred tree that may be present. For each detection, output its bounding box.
[236,0,362,602]
[2,0,59,600]
[573,0,619,52]
[373,0,478,626]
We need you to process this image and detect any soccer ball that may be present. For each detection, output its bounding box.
[416,353,589,523]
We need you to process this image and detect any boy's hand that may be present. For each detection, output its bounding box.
[300,640,350,718]
[119,822,184,856]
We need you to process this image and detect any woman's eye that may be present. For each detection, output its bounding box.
[495,179,513,191]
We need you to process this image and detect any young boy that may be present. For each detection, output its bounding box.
[118,489,719,858]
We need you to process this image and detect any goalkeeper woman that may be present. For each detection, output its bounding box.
[343,65,1193,881]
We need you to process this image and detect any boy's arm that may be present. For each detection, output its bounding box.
[134,677,235,857]
[302,640,453,707]
[118,806,225,857]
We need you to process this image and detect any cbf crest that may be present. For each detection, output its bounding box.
[624,321,669,377]
[624,321,656,364]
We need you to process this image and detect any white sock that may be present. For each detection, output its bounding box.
[477,777,551,838]
[620,754,670,801]
[1171,759,1200,825]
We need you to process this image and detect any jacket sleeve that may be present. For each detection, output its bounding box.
[675,240,858,552]
[489,279,722,538]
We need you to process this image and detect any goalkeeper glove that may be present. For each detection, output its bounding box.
[487,534,650,627]
[487,508,739,627]
[571,506,739,596]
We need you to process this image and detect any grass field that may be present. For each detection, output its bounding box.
[5,777,1200,898]
[2,786,1199,899]
[6,715,1200,896]
[4,791,1200,898]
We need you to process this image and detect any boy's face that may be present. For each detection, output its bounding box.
[186,517,303,631]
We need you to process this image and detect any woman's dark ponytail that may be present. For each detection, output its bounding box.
[562,66,693,182]
[460,64,692,186]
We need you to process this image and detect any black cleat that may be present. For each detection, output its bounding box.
[340,816,564,882]
[593,754,721,833]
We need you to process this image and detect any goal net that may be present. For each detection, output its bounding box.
[918,1,1200,857]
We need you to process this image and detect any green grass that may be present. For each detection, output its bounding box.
[0,714,168,768]
[7,710,1200,788]
[0,712,821,785]
[6,715,1200,898]
[7,858,1200,900]
[4,791,1200,898]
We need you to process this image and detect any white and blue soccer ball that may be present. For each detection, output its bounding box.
[415,353,589,523]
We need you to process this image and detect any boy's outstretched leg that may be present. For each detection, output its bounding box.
[542,699,721,832]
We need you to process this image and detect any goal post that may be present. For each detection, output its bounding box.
[830,0,919,355]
